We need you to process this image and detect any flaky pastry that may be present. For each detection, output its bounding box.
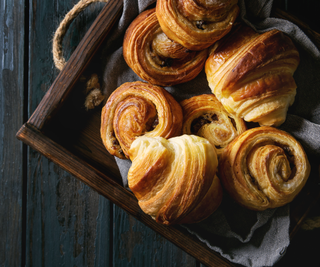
[205,24,300,127]
[100,81,183,159]
[219,126,310,211]
[128,135,222,225]
[180,94,246,156]
[156,0,239,50]
[123,8,208,86]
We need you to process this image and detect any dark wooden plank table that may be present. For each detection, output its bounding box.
[1,0,320,266]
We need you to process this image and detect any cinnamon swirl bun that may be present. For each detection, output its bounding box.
[219,126,310,210]
[100,81,183,158]
[123,8,208,86]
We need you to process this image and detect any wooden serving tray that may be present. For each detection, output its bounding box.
[16,1,320,266]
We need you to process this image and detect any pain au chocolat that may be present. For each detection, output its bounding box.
[180,94,246,156]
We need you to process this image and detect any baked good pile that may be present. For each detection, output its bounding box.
[100,0,310,225]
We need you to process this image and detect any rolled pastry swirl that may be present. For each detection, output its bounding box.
[180,94,246,156]
[100,81,183,159]
[123,8,208,86]
[156,0,239,50]
[219,126,310,211]
[205,24,300,127]
[128,135,222,225]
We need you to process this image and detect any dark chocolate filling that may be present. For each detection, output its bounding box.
[191,113,218,134]
[196,20,206,30]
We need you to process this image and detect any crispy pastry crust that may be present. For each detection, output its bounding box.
[100,81,183,159]
[205,24,300,127]
[128,135,222,225]
[219,126,310,211]
[180,94,246,156]
[123,8,208,86]
[156,0,239,50]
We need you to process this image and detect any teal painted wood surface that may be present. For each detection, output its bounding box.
[2,0,320,267]
[25,1,199,266]
[113,208,197,267]
[0,0,25,266]
[26,1,112,266]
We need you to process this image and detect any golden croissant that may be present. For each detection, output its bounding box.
[219,126,310,211]
[123,8,208,86]
[156,0,239,51]
[205,24,300,127]
[100,81,183,159]
[128,135,223,225]
[180,94,246,156]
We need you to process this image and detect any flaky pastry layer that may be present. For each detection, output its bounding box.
[205,24,300,127]
[123,8,208,86]
[156,0,239,50]
[219,126,310,210]
[128,135,222,225]
[100,81,183,158]
[180,94,246,156]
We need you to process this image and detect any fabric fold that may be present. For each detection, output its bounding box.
[99,1,320,266]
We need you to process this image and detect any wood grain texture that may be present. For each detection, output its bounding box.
[26,1,112,266]
[28,0,123,130]
[0,0,25,266]
[25,1,201,267]
[11,0,320,267]
[17,123,235,267]
[113,208,197,267]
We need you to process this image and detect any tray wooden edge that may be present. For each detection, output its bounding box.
[272,7,320,237]
[16,2,320,266]
[18,0,237,265]
[16,123,236,267]
[27,0,123,130]
[273,8,320,48]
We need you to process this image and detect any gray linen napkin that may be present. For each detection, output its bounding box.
[100,1,320,266]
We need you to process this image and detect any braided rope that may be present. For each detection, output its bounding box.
[301,216,320,231]
[52,0,109,70]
